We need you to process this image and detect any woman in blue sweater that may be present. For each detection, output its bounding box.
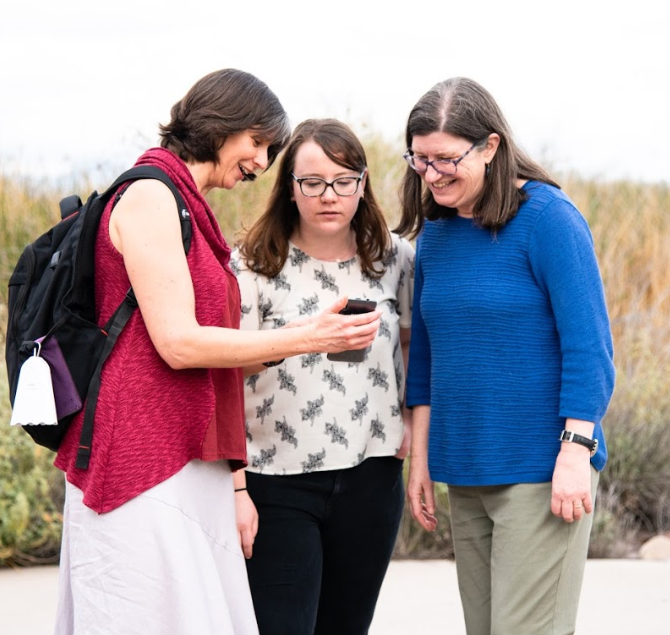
[397,78,615,635]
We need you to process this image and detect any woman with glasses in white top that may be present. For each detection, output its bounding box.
[231,119,414,635]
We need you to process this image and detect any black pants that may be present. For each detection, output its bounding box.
[245,456,404,635]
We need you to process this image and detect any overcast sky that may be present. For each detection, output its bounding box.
[1,0,668,184]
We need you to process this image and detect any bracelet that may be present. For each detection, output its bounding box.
[234,487,247,492]
[262,358,285,368]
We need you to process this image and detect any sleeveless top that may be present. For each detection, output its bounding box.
[55,148,247,513]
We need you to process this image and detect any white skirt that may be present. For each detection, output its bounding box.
[55,460,258,635]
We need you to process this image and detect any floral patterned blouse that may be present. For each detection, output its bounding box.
[231,232,415,475]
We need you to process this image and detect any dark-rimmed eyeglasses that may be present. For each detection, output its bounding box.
[291,172,365,197]
[403,140,483,176]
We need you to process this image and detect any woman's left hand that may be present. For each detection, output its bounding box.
[550,445,593,523]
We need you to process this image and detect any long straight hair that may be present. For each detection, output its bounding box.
[239,119,391,279]
[395,78,559,239]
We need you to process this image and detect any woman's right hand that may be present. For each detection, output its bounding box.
[235,490,259,559]
[241,297,380,375]
[408,456,438,532]
[306,296,381,353]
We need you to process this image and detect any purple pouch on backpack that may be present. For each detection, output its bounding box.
[36,336,83,420]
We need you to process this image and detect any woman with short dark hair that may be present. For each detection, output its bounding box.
[159,69,289,168]
[53,72,380,635]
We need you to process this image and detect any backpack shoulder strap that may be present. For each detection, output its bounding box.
[74,166,193,470]
[103,165,192,254]
[75,293,136,469]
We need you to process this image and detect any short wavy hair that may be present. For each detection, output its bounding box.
[159,68,290,167]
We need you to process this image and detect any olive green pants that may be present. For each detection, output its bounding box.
[448,468,598,635]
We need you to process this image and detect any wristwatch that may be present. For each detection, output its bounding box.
[262,358,285,368]
[559,430,598,456]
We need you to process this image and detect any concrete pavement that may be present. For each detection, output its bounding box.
[371,559,670,634]
[1,559,668,634]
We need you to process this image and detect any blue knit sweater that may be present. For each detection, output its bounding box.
[406,182,615,486]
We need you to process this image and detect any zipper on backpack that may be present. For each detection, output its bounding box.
[9,244,36,344]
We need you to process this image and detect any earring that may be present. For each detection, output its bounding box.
[485,163,491,178]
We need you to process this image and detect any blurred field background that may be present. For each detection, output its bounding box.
[1,133,669,566]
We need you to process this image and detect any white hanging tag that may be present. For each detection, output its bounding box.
[10,349,58,427]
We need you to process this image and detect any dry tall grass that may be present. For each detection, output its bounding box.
[0,138,668,563]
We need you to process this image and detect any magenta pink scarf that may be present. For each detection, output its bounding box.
[134,147,234,270]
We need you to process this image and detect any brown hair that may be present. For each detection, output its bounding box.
[395,77,559,239]
[159,68,290,168]
[239,118,391,279]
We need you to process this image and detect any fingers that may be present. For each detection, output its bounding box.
[326,296,349,314]
[411,501,438,532]
[394,448,409,460]
[234,492,259,559]
[349,309,383,325]
[408,490,424,521]
[565,499,583,522]
[422,483,436,518]
[408,486,438,532]
[313,297,381,353]
[395,438,410,460]
[317,314,381,353]
[418,502,439,532]
[551,495,592,523]
[326,296,381,327]
[582,493,593,514]
[570,493,593,521]
[239,527,254,559]
[551,456,594,523]
[238,515,258,559]
[345,311,382,343]
[394,418,412,459]
[338,311,382,343]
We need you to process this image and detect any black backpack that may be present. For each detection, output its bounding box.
[5,165,192,469]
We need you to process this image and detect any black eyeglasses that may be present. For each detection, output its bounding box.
[403,140,484,176]
[291,171,365,197]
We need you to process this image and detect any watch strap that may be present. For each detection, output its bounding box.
[559,429,598,456]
